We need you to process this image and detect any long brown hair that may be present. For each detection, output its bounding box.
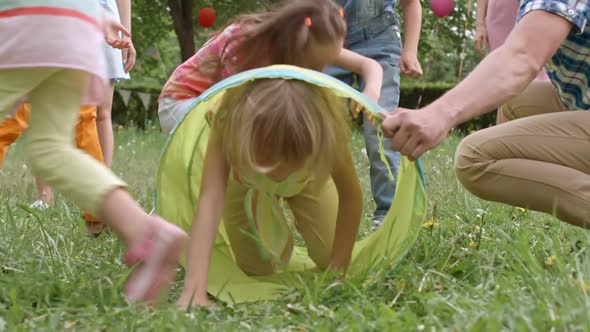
[214,79,350,176]
[217,0,347,77]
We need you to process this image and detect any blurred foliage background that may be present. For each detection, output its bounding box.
[116,0,493,130]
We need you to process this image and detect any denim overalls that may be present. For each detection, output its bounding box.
[326,0,402,220]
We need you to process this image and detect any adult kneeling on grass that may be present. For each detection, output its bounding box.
[380,0,590,228]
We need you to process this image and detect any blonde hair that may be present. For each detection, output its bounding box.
[215,79,350,176]
[215,0,346,76]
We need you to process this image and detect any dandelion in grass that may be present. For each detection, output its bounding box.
[468,241,477,248]
[545,255,556,266]
[396,281,405,291]
[516,207,526,213]
[422,220,439,229]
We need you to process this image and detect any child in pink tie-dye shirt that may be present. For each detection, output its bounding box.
[157,0,385,136]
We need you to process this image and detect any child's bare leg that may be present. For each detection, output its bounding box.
[99,188,149,243]
[34,176,53,207]
[96,82,115,167]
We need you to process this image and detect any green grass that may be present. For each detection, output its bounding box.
[1,128,589,331]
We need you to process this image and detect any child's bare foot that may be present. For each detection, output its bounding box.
[124,216,187,305]
[177,292,210,310]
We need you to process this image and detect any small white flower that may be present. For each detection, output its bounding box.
[0,317,7,332]
[22,164,27,170]
[417,324,425,331]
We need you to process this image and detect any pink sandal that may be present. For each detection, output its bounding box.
[124,216,188,304]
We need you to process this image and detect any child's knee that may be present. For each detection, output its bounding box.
[96,105,112,122]
[308,243,332,270]
[23,136,65,178]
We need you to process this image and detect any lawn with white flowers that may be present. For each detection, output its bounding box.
[0,128,588,331]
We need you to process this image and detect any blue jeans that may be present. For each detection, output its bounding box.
[325,13,402,219]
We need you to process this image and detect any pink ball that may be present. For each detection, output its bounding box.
[431,0,454,18]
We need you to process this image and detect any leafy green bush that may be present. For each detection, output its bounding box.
[112,82,496,133]
[398,82,497,133]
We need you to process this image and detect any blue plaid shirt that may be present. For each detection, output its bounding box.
[518,0,589,110]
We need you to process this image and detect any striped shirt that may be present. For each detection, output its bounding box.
[159,24,243,101]
[519,0,589,110]
[0,0,107,105]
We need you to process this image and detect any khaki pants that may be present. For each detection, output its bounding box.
[455,80,590,228]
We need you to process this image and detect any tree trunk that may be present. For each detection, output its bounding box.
[168,0,195,61]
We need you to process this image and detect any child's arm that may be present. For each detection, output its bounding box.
[334,50,383,103]
[177,129,230,308]
[116,0,136,72]
[399,0,423,79]
[329,146,363,274]
[474,0,489,55]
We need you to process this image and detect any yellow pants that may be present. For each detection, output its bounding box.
[0,104,104,223]
[223,177,338,276]
[0,68,125,219]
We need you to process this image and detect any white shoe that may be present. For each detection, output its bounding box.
[370,215,386,232]
[30,200,49,210]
